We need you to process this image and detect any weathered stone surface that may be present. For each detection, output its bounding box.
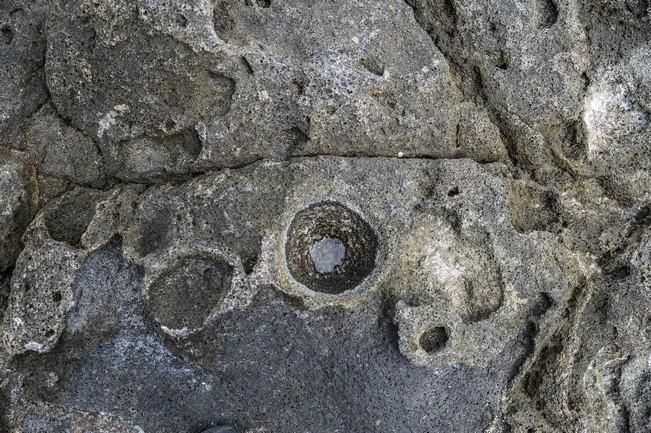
[0,152,33,272]
[1,0,651,432]
[0,0,47,146]
[27,104,106,187]
[0,158,588,432]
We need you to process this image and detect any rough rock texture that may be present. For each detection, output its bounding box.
[1,0,651,432]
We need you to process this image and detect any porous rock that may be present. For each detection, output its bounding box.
[0,152,33,273]
[1,0,651,432]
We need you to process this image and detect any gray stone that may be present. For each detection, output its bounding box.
[27,104,106,187]
[1,0,651,432]
[0,152,33,272]
[202,427,238,433]
[1,157,589,432]
[0,0,47,145]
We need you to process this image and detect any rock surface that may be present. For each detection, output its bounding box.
[0,0,650,432]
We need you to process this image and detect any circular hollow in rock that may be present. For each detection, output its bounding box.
[146,256,233,331]
[419,326,449,354]
[44,190,100,247]
[285,201,378,294]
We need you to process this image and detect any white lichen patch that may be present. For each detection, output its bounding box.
[97,105,130,138]
[583,78,648,160]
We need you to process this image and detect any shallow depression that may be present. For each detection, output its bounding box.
[420,326,449,354]
[146,256,233,331]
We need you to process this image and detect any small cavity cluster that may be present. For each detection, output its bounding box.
[144,199,449,359]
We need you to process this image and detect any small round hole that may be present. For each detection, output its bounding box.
[1,25,14,45]
[164,119,177,132]
[419,326,449,354]
[175,13,188,27]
